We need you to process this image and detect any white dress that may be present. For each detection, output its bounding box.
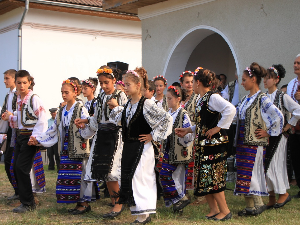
[82,91,127,182]
[266,90,300,194]
[235,90,283,196]
[110,98,172,215]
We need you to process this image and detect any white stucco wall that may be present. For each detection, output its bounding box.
[1,8,142,115]
[139,0,300,96]
[0,8,23,100]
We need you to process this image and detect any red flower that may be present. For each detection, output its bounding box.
[213,185,219,190]
[209,155,214,160]
[82,143,86,149]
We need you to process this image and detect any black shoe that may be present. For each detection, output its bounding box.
[173,199,191,212]
[238,209,247,216]
[72,205,91,215]
[274,195,292,209]
[103,205,124,218]
[68,203,82,213]
[13,203,35,213]
[205,212,219,219]
[266,204,275,210]
[7,194,20,200]
[245,205,267,216]
[130,216,151,224]
[213,212,232,221]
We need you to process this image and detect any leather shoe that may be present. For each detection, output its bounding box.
[245,205,267,216]
[213,212,232,221]
[130,216,151,224]
[205,212,219,219]
[103,205,124,218]
[266,204,275,210]
[173,199,191,212]
[238,209,247,216]
[72,205,91,215]
[274,195,291,209]
[7,194,20,200]
[13,203,36,213]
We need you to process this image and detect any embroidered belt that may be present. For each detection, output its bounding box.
[198,135,228,146]
[18,129,33,136]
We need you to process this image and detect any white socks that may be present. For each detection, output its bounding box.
[136,214,149,222]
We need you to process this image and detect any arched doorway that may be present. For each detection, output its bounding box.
[163,26,239,86]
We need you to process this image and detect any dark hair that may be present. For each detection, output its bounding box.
[266,64,286,86]
[172,82,181,88]
[219,73,227,80]
[281,84,288,90]
[244,62,266,85]
[179,71,193,83]
[68,77,82,95]
[194,67,218,89]
[97,65,115,80]
[113,68,122,81]
[82,77,98,93]
[167,85,182,99]
[153,75,167,86]
[148,80,155,93]
[15,70,35,90]
[135,67,149,90]
[4,69,17,78]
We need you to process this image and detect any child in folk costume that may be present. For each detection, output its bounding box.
[82,78,98,116]
[2,70,48,213]
[152,75,168,111]
[179,71,200,192]
[234,63,284,216]
[109,70,172,224]
[116,80,125,92]
[75,66,127,218]
[176,67,235,221]
[30,79,94,214]
[263,64,300,208]
[159,85,194,212]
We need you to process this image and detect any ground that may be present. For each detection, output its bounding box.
[0,164,300,224]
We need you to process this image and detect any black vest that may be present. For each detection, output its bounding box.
[121,96,152,142]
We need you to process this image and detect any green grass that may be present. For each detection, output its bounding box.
[1,164,300,224]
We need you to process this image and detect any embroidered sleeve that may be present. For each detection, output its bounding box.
[118,92,128,106]
[36,119,58,148]
[109,106,124,126]
[143,99,172,142]
[221,85,229,101]
[283,94,300,126]
[178,113,195,147]
[208,94,236,129]
[260,95,284,136]
[8,113,18,128]
[31,95,48,137]
[80,106,95,139]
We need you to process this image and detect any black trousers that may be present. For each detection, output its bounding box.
[13,134,37,206]
[47,143,60,170]
[290,133,300,194]
[4,127,18,195]
[226,124,237,157]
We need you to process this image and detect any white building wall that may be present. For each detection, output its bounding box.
[0,8,23,100]
[139,0,300,97]
[2,8,142,115]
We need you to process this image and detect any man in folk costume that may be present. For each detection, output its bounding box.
[0,69,18,200]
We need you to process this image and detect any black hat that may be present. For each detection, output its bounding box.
[49,108,58,113]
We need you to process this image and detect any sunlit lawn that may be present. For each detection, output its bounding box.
[0,164,300,224]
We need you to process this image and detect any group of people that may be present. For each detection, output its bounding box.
[1,54,300,224]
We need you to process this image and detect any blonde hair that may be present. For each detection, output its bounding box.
[123,67,149,93]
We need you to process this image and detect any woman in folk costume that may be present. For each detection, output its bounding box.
[2,70,48,213]
[263,64,300,208]
[151,75,168,111]
[179,71,200,192]
[159,85,194,213]
[234,63,284,216]
[30,79,94,214]
[176,67,235,221]
[109,70,172,224]
[74,66,127,218]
